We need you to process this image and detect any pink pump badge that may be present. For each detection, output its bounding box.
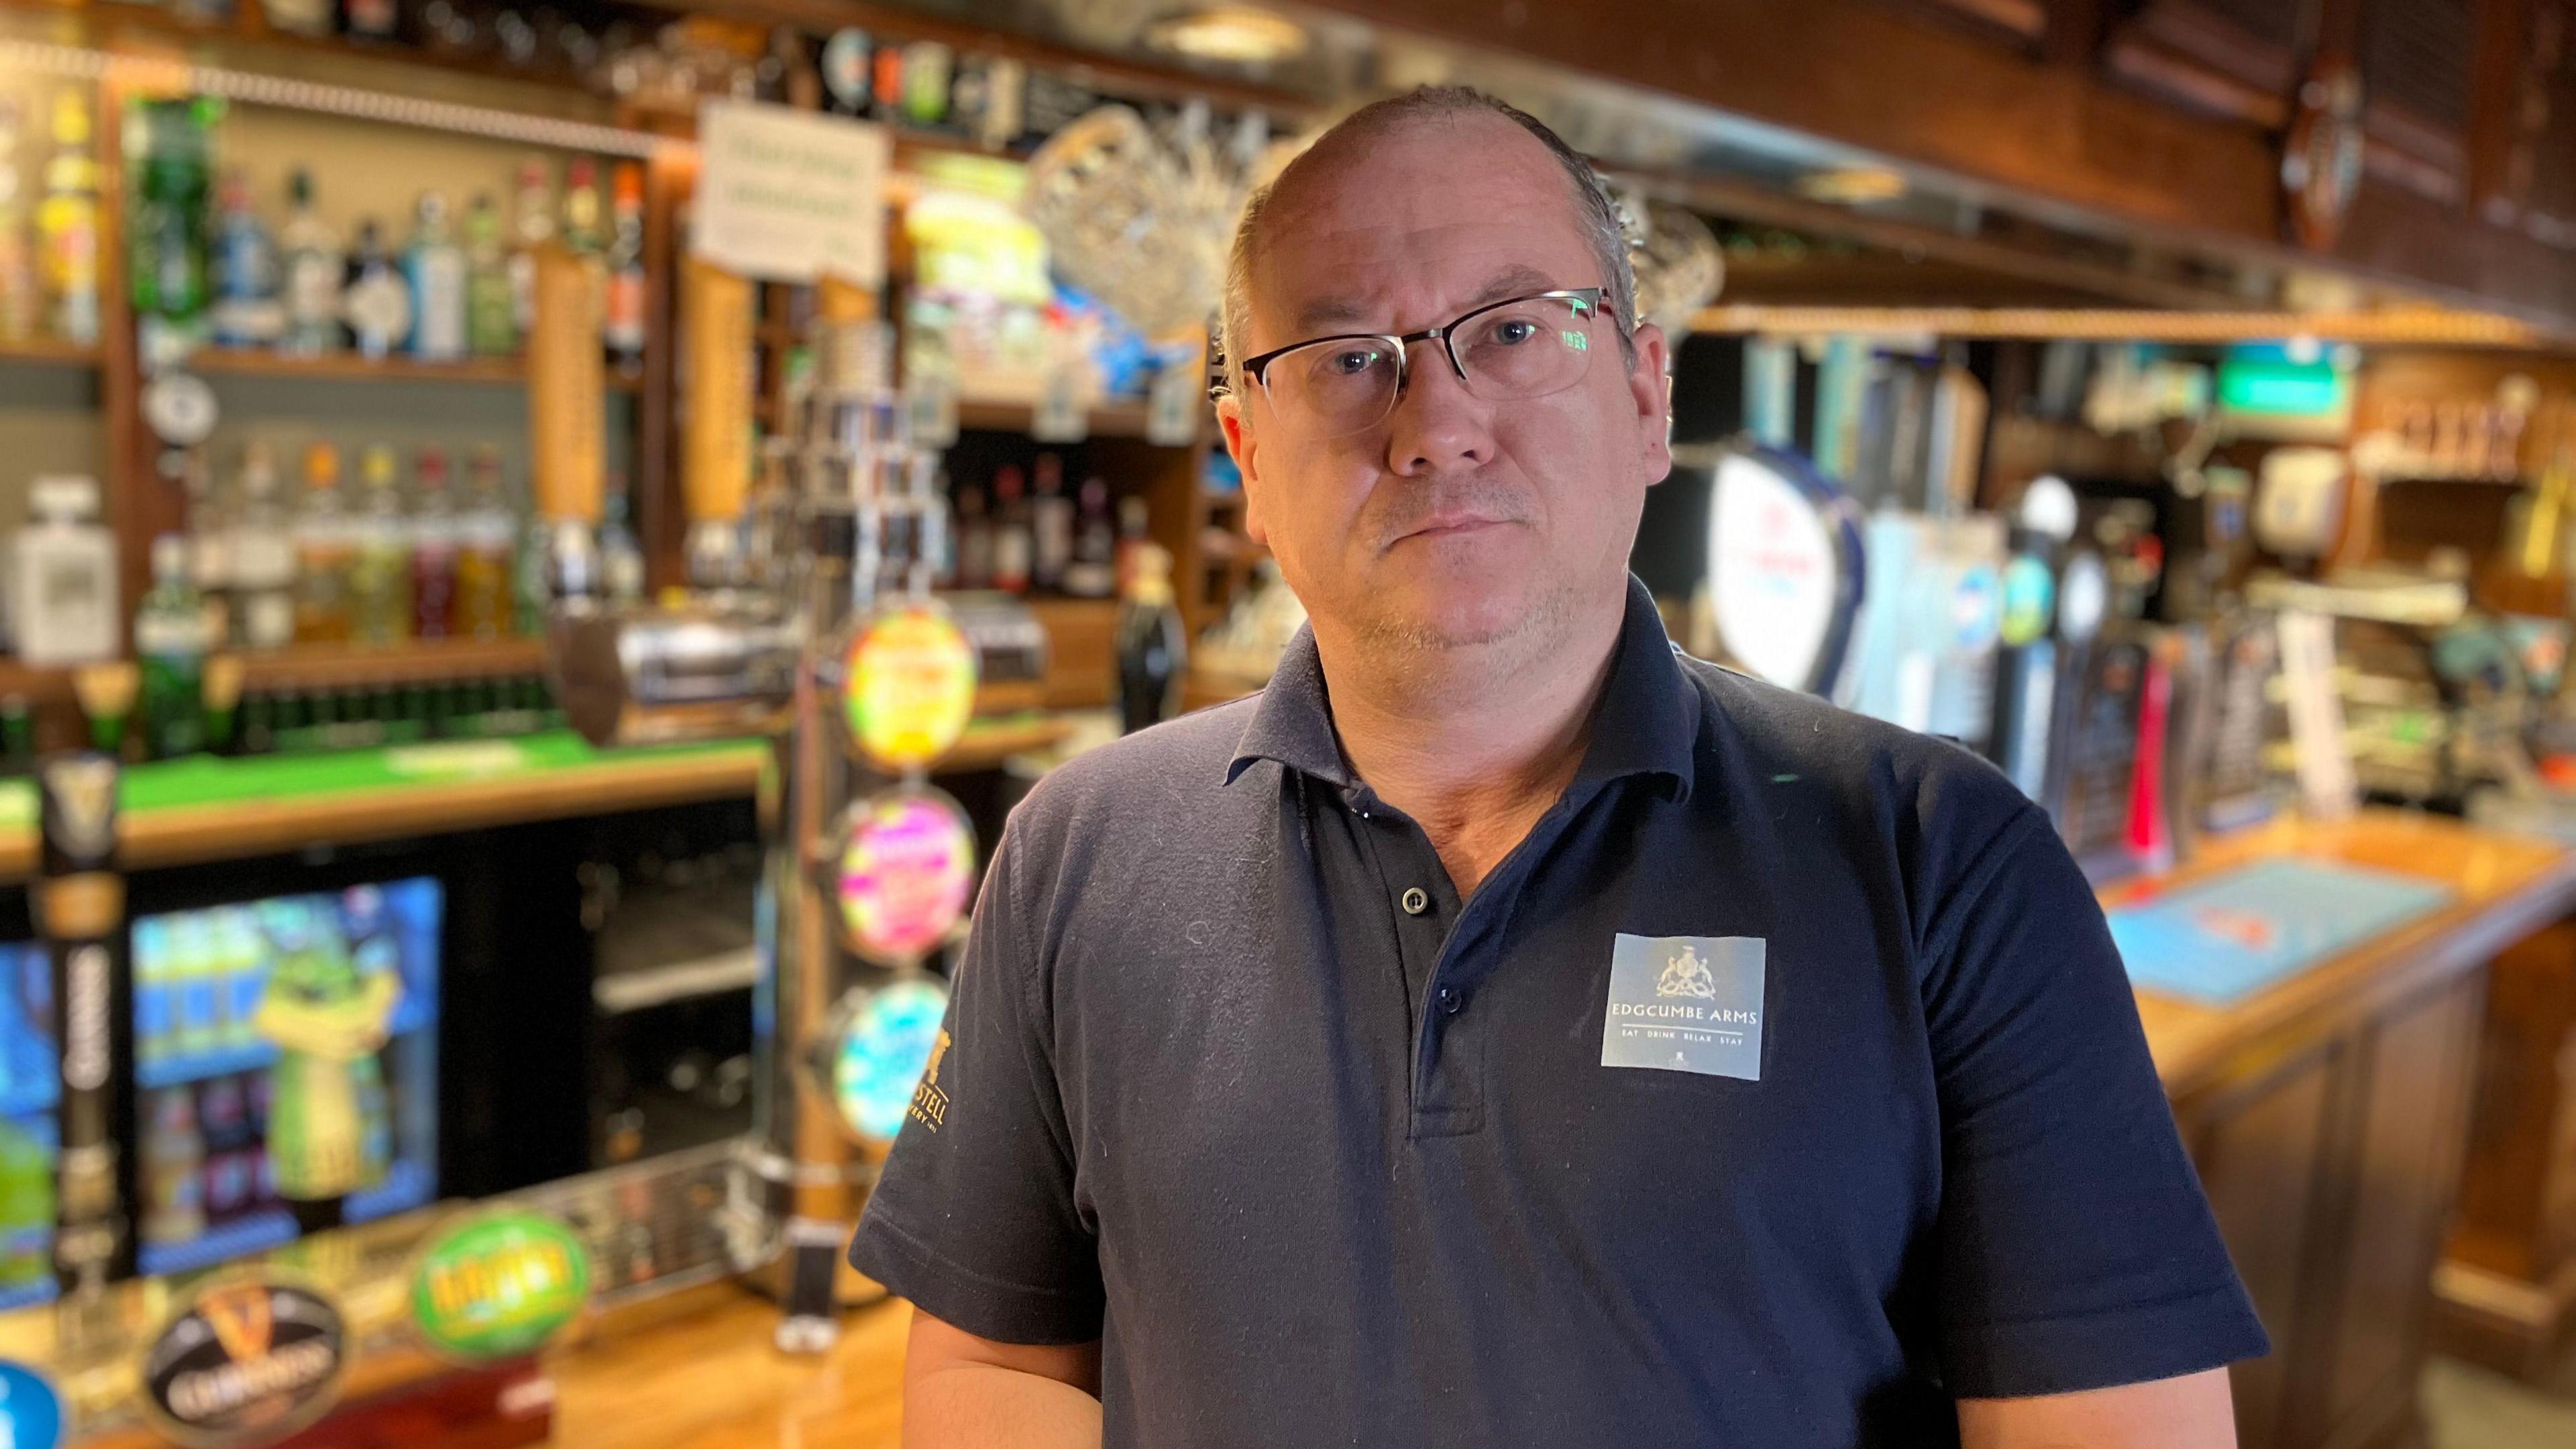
[837,788,975,963]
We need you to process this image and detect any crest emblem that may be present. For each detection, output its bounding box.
[1656,943,1719,1001]
[42,756,116,865]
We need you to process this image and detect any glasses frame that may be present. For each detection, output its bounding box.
[1236,287,1611,431]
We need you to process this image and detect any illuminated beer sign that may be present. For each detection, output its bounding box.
[411,1211,593,1362]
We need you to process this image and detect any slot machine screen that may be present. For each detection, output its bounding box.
[0,945,56,1309]
[131,879,441,1277]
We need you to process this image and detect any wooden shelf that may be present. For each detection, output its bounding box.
[235,636,551,692]
[0,337,102,368]
[191,347,645,392]
[955,394,1158,441]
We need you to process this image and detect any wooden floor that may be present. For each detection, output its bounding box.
[551,1287,908,1449]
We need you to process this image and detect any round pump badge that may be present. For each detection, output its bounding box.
[0,1360,66,1449]
[843,604,978,769]
[830,977,953,1143]
[142,1278,347,1448]
[1999,555,2057,648]
[411,1210,593,1362]
[836,787,975,964]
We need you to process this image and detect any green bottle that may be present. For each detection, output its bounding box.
[136,533,211,759]
[464,191,517,356]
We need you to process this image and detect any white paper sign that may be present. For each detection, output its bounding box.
[694,101,890,286]
[2275,610,2357,820]
[1710,452,1838,691]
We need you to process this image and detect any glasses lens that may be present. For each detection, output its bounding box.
[1456,295,1597,402]
[1269,339,1401,437]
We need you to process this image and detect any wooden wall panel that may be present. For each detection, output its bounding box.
[2190,1051,2337,1449]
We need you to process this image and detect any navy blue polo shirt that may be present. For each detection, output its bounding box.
[852,576,2266,1447]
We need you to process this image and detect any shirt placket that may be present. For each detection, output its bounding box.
[1342,786,1483,1137]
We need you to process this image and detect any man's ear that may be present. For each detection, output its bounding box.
[1626,321,1674,487]
[1217,394,1271,546]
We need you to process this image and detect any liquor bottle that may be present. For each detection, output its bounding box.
[405,191,468,362]
[411,447,460,638]
[292,442,356,643]
[137,535,211,759]
[1115,493,1150,594]
[561,157,606,348]
[821,29,874,115]
[342,219,412,360]
[262,0,335,38]
[278,167,343,356]
[1115,542,1186,734]
[991,464,1032,594]
[127,99,211,330]
[464,191,515,356]
[339,0,400,42]
[507,156,553,340]
[0,99,37,341]
[453,445,517,637]
[350,444,412,643]
[600,486,645,604]
[180,450,231,647]
[231,442,296,649]
[141,1087,206,1247]
[515,491,551,635]
[604,162,646,373]
[1031,453,1074,593]
[209,168,282,349]
[954,481,993,590]
[36,91,101,346]
[9,475,118,665]
[1065,476,1118,598]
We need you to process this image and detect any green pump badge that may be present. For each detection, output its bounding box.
[411,1210,593,1361]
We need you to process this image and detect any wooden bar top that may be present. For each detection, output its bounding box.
[2110,809,2576,1102]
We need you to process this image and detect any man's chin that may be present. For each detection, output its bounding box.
[1354,586,1549,653]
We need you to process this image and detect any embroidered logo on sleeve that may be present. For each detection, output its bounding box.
[1601,934,1765,1081]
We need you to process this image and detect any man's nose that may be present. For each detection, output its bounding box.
[1383,343,1497,476]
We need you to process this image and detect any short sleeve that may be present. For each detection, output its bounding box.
[1919,808,2269,1398]
[848,824,1106,1344]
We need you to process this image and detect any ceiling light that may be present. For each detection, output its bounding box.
[1146,7,1310,66]
[1794,166,1909,205]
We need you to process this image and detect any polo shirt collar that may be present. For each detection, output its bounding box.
[1224,575,1699,802]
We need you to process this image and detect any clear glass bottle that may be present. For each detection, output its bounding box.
[991,464,1032,594]
[507,156,553,340]
[278,167,343,356]
[231,441,297,650]
[405,191,467,362]
[348,444,412,644]
[1031,451,1073,592]
[453,445,517,638]
[209,167,280,349]
[604,161,646,373]
[600,485,645,604]
[136,533,211,759]
[464,192,515,356]
[342,219,411,361]
[9,474,118,665]
[410,447,458,639]
[292,442,356,644]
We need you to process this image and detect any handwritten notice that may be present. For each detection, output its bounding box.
[694,101,890,286]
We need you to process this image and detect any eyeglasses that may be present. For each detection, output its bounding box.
[1238,287,1610,439]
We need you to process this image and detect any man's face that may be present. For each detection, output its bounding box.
[1218,115,1672,658]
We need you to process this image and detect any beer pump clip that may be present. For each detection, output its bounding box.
[1707,441,1868,698]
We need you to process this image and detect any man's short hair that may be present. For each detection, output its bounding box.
[1218,86,1638,399]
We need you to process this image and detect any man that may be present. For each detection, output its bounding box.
[853,87,2266,1448]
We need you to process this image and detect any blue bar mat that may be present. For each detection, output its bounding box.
[2106,858,2455,1005]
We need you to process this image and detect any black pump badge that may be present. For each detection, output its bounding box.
[142,1280,347,1447]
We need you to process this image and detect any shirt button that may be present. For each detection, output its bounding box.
[1437,985,1464,1015]
[1401,886,1430,916]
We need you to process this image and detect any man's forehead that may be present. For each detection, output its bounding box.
[1248,122,1594,339]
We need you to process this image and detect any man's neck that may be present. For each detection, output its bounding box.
[1316,594,1625,898]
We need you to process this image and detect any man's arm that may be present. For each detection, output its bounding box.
[1958,1368,2237,1449]
[903,1308,1103,1449]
